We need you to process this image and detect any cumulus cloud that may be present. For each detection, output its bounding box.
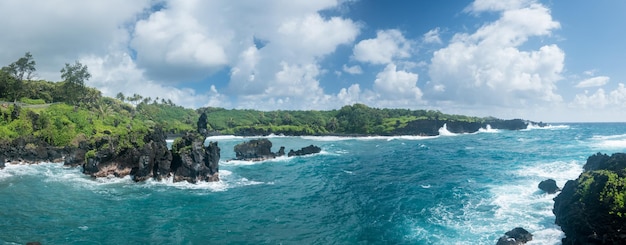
[575,76,610,88]
[374,64,422,100]
[342,64,363,75]
[428,0,564,106]
[353,29,412,64]
[337,84,362,105]
[572,83,626,109]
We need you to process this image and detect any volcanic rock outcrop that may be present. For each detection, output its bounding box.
[233,139,321,161]
[496,227,533,245]
[170,132,220,183]
[538,179,560,194]
[553,152,626,244]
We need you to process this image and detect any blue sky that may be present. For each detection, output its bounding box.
[1,0,625,122]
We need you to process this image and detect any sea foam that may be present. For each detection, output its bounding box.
[478,124,499,133]
[438,123,457,136]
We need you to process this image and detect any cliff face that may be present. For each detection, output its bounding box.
[553,153,626,244]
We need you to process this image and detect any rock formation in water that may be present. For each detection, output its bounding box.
[287,145,322,157]
[496,227,533,245]
[234,138,275,161]
[233,139,321,161]
[538,179,560,194]
[553,152,626,244]
[82,127,173,181]
[170,132,219,183]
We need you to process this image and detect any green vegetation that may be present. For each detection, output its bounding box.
[577,170,626,217]
[0,51,525,150]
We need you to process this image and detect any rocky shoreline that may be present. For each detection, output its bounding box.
[233,118,544,137]
[0,129,323,183]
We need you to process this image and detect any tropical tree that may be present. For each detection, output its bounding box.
[116,92,125,102]
[127,93,143,106]
[61,61,91,105]
[2,52,37,101]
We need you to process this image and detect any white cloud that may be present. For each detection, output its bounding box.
[467,0,532,13]
[428,0,563,107]
[583,69,598,76]
[0,0,150,81]
[572,83,626,109]
[337,84,362,105]
[81,52,229,108]
[374,63,422,100]
[353,29,412,64]
[423,28,442,44]
[342,64,363,75]
[575,76,610,88]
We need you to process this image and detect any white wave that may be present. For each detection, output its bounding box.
[514,160,583,186]
[300,136,354,141]
[478,124,499,133]
[342,169,354,175]
[386,135,438,141]
[334,150,349,154]
[593,139,626,149]
[525,123,570,130]
[592,133,626,140]
[438,123,457,136]
[489,160,582,243]
[205,135,245,141]
[265,133,286,138]
[223,156,292,166]
[591,133,626,149]
[419,160,581,244]
[144,175,229,192]
[1,162,62,179]
[301,135,436,142]
[420,184,431,189]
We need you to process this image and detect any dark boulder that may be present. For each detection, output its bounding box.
[496,227,533,245]
[553,153,626,244]
[234,139,275,161]
[287,145,321,157]
[538,179,560,194]
[0,158,5,169]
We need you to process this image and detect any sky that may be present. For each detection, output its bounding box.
[1,0,625,122]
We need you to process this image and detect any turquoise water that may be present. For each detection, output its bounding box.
[2,123,626,244]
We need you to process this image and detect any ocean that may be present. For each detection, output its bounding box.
[1,123,625,244]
